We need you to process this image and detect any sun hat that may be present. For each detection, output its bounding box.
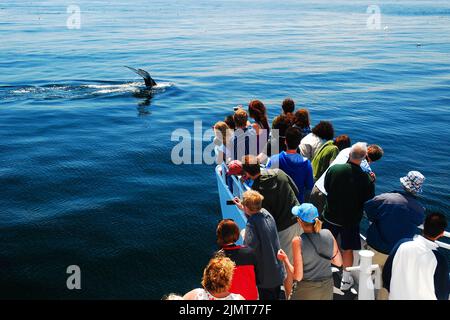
[400,171,425,194]
[291,203,319,223]
[227,160,243,176]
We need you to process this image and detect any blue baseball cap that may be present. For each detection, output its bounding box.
[291,203,319,223]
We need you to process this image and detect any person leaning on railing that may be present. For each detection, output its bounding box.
[241,155,301,268]
[382,212,450,300]
[299,121,334,161]
[363,170,426,300]
[322,142,375,292]
[233,190,286,300]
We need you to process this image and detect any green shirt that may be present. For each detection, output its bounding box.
[251,169,300,232]
[311,140,339,180]
[324,162,375,227]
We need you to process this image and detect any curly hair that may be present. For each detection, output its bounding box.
[312,121,334,141]
[201,255,235,294]
[294,109,310,129]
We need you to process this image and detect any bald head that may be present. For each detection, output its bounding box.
[349,142,368,164]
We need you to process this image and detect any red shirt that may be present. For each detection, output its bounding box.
[221,244,259,300]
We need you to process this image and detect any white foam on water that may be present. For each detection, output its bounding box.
[11,86,70,95]
[91,81,173,94]
[8,82,174,97]
[84,82,141,94]
[11,87,39,94]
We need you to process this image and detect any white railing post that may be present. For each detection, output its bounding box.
[358,250,375,300]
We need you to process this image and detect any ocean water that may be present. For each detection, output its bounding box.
[0,0,449,299]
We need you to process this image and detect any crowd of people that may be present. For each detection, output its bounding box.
[163,98,450,301]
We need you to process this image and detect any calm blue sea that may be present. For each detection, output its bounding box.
[0,0,449,299]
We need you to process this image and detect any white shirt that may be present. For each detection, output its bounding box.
[389,235,440,300]
[299,133,324,160]
[315,147,372,195]
[192,288,244,300]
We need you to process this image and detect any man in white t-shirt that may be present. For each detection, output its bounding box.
[383,212,449,300]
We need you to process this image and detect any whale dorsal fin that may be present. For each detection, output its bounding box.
[124,66,157,88]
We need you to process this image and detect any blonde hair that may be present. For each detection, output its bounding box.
[242,190,264,212]
[214,121,232,146]
[201,255,235,294]
[300,218,323,233]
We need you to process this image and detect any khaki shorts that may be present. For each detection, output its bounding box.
[290,278,333,300]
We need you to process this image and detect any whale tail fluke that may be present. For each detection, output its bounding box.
[124,66,157,88]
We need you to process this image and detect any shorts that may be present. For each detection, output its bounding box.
[290,278,333,300]
[258,286,285,300]
[323,221,361,250]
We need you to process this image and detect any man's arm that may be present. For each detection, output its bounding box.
[243,224,259,252]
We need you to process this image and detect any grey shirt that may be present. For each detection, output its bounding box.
[300,229,334,281]
[244,208,286,288]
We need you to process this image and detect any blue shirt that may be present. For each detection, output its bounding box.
[244,208,285,288]
[364,190,425,254]
[267,151,314,203]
